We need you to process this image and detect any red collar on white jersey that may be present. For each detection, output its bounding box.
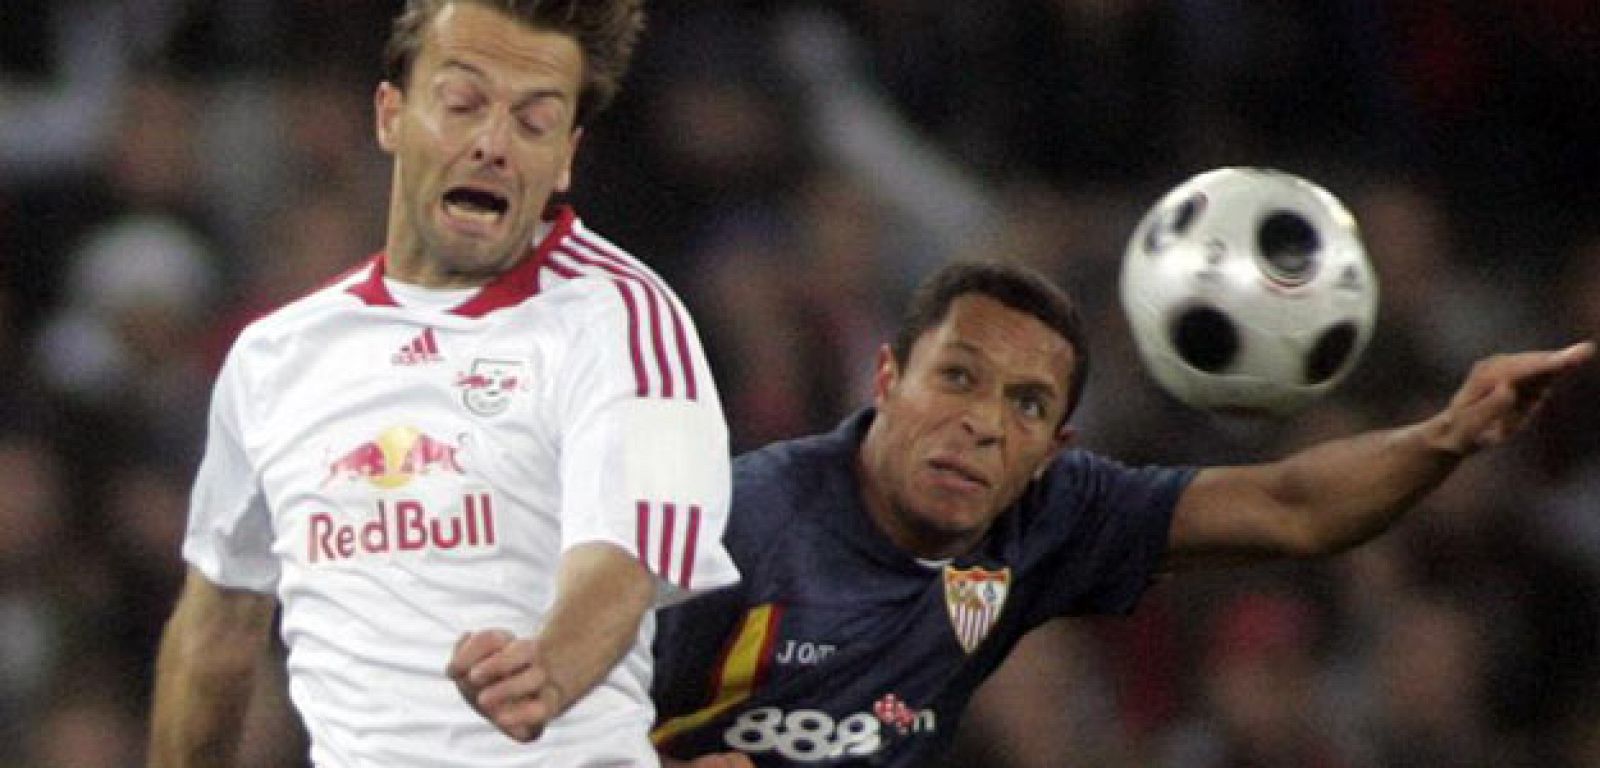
[347,205,577,317]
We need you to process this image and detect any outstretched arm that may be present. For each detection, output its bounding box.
[148,567,278,767]
[1163,341,1595,571]
[447,541,656,742]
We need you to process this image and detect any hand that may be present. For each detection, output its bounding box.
[661,752,757,768]
[446,629,567,743]
[1428,341,1595,455]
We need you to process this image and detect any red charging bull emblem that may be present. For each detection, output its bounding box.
[323,426,465,489]
[315,427,495,562]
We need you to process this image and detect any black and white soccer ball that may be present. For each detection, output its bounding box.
[1120,167,1379,416]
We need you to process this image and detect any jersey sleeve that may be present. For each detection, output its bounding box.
[1027,451,1194,620]
[556,279,738,606]
[181,340,279,593]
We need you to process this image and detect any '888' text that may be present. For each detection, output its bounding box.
[723,707,881,762]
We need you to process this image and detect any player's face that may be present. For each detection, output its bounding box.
[375,3,583,287]
[866,295,1077,558]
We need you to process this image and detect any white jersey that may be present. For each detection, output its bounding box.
[183,207,738,767]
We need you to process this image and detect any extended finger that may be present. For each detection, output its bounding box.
[1509,342,1594,405]
[1557,340,1597,365]
[1496,341,1596,382]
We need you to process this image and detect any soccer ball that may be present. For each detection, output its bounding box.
[1120,167,1378,416]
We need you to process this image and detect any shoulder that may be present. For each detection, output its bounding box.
[730,440,806,520]
[732,412,868,506]
[733,409,872,505]
[726,432,843,542]
[534,217,696,332]
[539,214,687,304]
[1037,449,1191,492]
[733,430,843,498]
[1018,448,1197,525]
[228,267,371,358]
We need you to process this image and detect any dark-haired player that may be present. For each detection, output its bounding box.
[652,259,1592,766]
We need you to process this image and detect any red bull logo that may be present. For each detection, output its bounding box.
[323,426,465,489]
[309,493,496,562]
[456,358,527,416]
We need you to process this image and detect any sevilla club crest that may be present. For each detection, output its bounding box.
[942,566,1010,654]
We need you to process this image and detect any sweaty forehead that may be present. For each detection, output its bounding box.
[419,3,584,86]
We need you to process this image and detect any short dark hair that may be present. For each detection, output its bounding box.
[382,0,645,127]
[892,260,1090,422]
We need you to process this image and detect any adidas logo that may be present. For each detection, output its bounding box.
[393,328,443,366]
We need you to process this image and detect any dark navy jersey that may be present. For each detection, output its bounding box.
[652,409,1194,766]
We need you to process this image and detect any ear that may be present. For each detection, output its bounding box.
[554,126,584,195]
[375,81,402,154]
[871,343,898,406]
[1032,424,1077,481]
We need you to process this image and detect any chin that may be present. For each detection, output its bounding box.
[437,239,519,273]
[917,504,992,538]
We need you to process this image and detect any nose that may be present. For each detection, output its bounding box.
[962,397,1004,446]
[470,110,512,169]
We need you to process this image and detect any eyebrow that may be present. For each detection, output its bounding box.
[943,340,984,356]
[434,59,491,86]
[1007,380,1060,406]
[435,59,571,110]
[942,340,1065,401]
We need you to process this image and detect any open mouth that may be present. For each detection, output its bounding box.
[442,186,509,226]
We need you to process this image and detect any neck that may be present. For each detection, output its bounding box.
[383,229,518,289]
[857,421,981,561]
[382,222,456,288]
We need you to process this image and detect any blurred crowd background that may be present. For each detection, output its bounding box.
[2,1,1599,766]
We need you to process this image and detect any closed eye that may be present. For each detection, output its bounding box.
[515,97,566,138]
[441,88,483,115]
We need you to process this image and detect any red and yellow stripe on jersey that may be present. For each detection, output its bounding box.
[652,603,784,746]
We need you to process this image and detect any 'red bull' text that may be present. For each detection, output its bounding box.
[309,493,497,562]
